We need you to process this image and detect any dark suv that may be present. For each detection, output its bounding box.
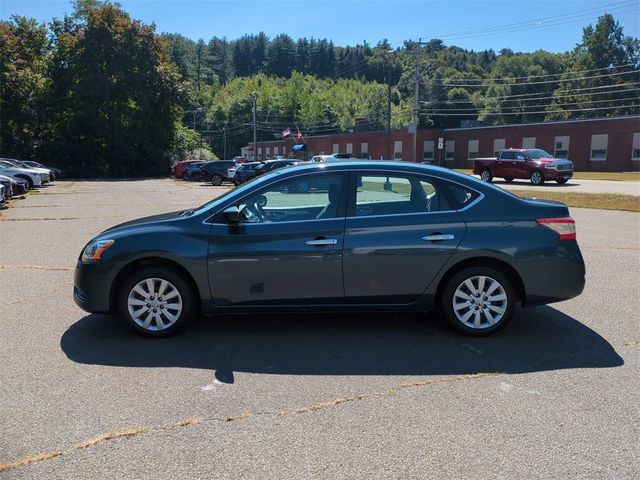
[254,159,300,177]
[200,160,236,186]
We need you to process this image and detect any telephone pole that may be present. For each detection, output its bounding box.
[412,40,421,162]
[223,120,228,160]
[385,49,394,160]
[250,92,258,160]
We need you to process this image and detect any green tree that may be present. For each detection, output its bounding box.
[45,3,187,176]
[0,16,50,159]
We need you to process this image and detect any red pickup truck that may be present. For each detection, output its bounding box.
[473,148,574,185]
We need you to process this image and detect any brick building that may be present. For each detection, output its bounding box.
[248,115,640,171]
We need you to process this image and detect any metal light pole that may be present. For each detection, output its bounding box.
[250,92,258,160]
[386,49,393,160]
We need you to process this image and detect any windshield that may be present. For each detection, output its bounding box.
[526,149,553,159]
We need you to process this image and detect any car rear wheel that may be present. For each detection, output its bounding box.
[118,267,195,337]
[556,178,568,184]
[530,171,544,185]
[504,177,514,183]
[480,169,493,182]
[210,174,223,186]
[441,266,515,336]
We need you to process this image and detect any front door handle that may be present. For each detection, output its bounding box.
[422,234,455,242]
[305,238,338,246]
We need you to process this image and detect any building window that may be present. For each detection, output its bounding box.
[361,142,368,159]
[493,138,505,156]
[522,137,536,149]
[394,140,403,160]
[346,143,353,155]
[590,134,608,161]
[632,133,640,160]
[468,139,479,160]
[332,144,339,154]
[274,147,279,155]
[553,136,569,159]
[265,147,270,157]
[445,140,455,161]
[423,140,434,160]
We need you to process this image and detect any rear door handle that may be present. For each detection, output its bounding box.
[305,238,338,246]
[422,234,455,242]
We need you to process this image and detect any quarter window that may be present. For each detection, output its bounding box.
[355,174,443,215]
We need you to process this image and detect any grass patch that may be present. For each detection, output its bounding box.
[454,169,640,181]
[513,190,640,212]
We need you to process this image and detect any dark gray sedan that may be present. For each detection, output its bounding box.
[74,161,585,337]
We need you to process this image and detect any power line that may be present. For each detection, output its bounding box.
[411,0,638,41]
[419,104,640,116]
[420,95,640,112]
[442,64,637,84]
[440,69,640,88]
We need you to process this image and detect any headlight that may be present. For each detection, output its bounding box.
[81,239,115,263]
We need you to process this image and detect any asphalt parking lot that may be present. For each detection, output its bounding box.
[1,179,639,479]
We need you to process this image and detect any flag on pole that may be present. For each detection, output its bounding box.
[282,128,291,138]
[296,129,303,138]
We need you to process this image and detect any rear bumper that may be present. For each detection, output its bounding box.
[518,241,586,306]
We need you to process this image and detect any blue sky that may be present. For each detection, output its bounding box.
[2,0,639,52]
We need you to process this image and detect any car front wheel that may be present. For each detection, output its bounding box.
[441,266,515,336]
[118,267,195,337]
[530,171,544,185]
[210,174,223,186]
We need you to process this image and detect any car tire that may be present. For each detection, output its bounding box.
[118,267,196,337]
[480,169,493,183]
[556,178,568,184]
[441,266,515,336]
[504,177,514,183]
[530,170,544,185]
[210,174,223,186]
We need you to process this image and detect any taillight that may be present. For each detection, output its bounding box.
[536,217,576,240]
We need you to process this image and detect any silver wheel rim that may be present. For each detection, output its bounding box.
[531,172,542,184]
[127,278,183,331]
[212,176,222,185]
[452,275,507,330]
[481,171,490,181]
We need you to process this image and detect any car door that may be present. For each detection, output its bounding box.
[343,172,466,304]
[498,151,515,177]
[208,172,347,306]
[513,152,529,177]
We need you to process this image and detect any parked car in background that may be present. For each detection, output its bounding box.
[0,174,28,196]
[0,160,43,189]
[253,159,300,176]
[182,162,205,181]
[0,184,5,208]
[473,148,574,185]
[21,161,64,180]
[200,160,237,186]
[172,160,204,179]
[0,159,52,184]
[74,161,585,338]
[233,162,260,185]
[0,176,12,200]
[311,155,339,163]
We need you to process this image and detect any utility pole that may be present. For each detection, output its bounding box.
[250,92,258,160]
[386,49,393,160]
[223,120,228,160]
[412,40,421,162]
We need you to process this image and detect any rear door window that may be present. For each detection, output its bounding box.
[352,174,445,216]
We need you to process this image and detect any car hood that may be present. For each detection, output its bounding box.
[533,157,572,164]
[101,210,186,235]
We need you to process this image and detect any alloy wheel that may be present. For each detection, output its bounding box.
[127,278,183,331]
[480,170,492,182]
[530,171,543,185]
[452,275,507,330]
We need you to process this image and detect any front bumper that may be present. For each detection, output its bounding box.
[543,169,573,181]
[73,261,119,313]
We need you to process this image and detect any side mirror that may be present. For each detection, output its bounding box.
[223,206,241,225]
